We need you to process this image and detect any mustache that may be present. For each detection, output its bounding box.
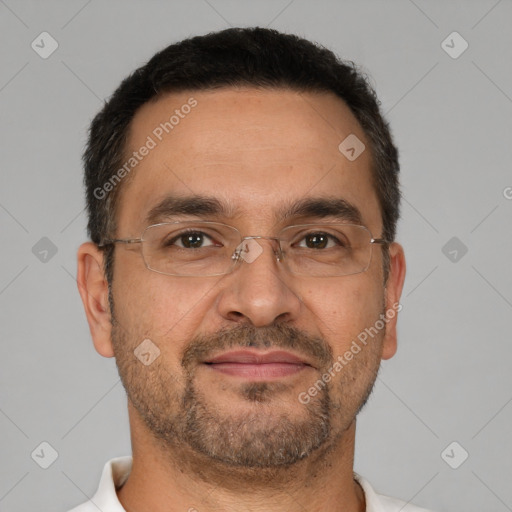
[181,323,333,372]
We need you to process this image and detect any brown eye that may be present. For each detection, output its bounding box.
[165,231,216,249]
[304,233,329,249]
[180,233,205,248]
[297,232,344,250]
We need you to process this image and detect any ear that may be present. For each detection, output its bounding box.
[381,242,406,360]
[76,242,114,358]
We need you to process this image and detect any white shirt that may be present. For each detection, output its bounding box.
[68,456,436,512]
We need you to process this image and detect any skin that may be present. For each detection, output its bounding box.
[77,87,406,512]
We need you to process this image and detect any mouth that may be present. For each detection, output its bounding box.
[203,349,314,380]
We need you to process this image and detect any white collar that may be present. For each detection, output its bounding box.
[69,456,434,512]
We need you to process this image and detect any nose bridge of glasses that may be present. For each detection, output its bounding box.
[234,235,283,264]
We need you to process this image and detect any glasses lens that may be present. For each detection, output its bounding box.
[139,222,375,277]
[142,222,240,276]
[280,224,373,277]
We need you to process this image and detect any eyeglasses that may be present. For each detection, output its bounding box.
[98,221,389,277]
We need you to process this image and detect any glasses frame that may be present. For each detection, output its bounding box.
[98,221,390,277]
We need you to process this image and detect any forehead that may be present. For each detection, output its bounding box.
[117,87,382,234]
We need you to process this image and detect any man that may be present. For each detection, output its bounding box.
[72,27,433,512]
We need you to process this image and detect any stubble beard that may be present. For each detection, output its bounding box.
[111,318,383,471]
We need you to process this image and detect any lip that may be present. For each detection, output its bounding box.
[203,350,313,380]
[205,349,311,365]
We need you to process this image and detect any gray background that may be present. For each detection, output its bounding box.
[1,0,511,511]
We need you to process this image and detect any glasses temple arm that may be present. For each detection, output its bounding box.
[97,238,143,248]
[371,238,391,245]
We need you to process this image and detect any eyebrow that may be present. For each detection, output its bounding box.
[144,194,363,227]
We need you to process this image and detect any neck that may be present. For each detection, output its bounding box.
[117,407,365,512]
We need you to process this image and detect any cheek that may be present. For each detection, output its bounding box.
[300,277,384,352]
[113,258,217,344]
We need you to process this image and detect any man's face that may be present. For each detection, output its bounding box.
[106,88,401,468]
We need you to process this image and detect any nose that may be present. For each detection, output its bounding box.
[216,237,302,327]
